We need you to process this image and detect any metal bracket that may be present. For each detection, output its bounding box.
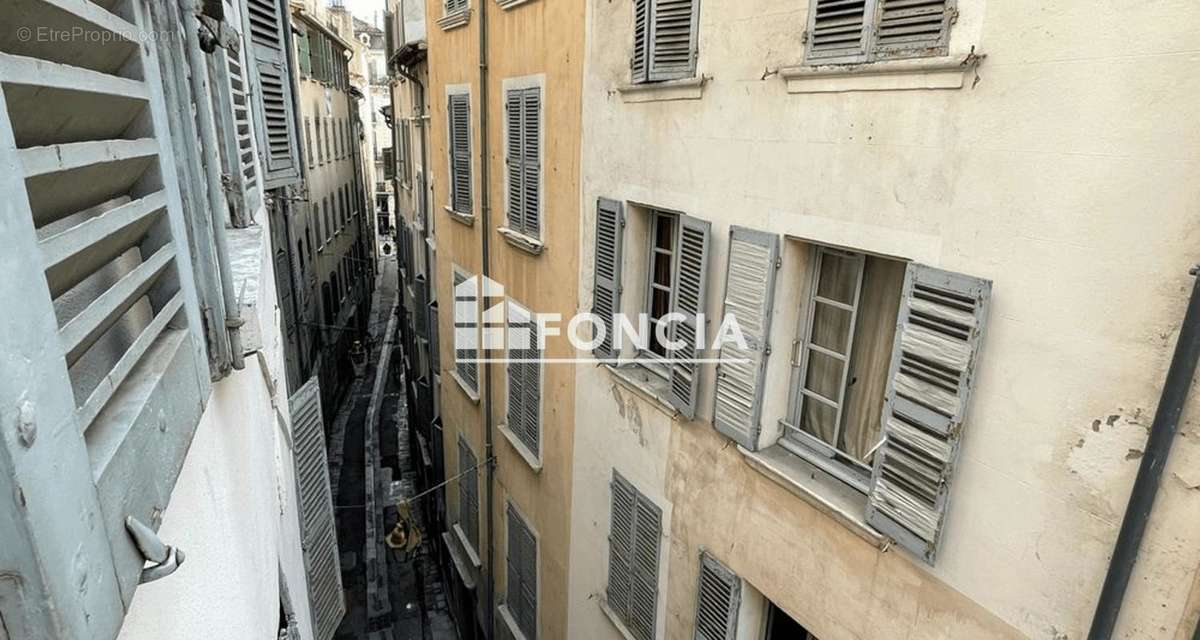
[125,516,186,584]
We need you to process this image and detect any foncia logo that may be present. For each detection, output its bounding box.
[453,275,750,365]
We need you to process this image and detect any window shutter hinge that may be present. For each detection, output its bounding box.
[126,516,186,584]
[801,30,809,44]
[775,256,782,270]
[949,7,960,24]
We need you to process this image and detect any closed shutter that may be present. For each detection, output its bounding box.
[607,473,636,621]
[383,146,396,180]
[506,504,538,640]
[865,264,991,565]
[457,438,479,550]
[694,552,740,640]
[453,271,479,392]
[668,216,711,419]
[506,302,541,458]
[873,0,953,57]
[0,1,214,635]
[592,198,625,360]
[648,0,700,81]
[607,472,662,640]
[712,227,779,450]
[414,274,429,338]
[504,89,522,230]
[520,88,541,238]
[290,377,345,640]
[448,94,472,214]
[245,0,301,188]
[631,0,650,83]
[429,299,441,374]
[804,0,870,63]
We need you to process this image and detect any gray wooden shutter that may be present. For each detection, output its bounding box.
[453,270,479,392]
[804,0,870,64]
[290,377,345,640]
[414,274,429,338]
[872,0,953,57]
[505,89,523,230]
[245,0,301,187]
[712,227,779,450]
[607,473,636,621]
[224,10,262,214]
[648,0,700,81]
[506,504,538,640]
[506,303,541,458]
[457,438,479,550]
[631,0,650,82]
[592,198,625,360]
[866,263,991,565]
[520,88,541,238]
[0,1,214,634]
[694,551,740,640]
[668,215,711,419]
[630,490,662,640]
[448,94,472,214]
[429,299,441,374]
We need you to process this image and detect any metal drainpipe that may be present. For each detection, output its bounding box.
[477,1,496,637]
[1088,266,1200,640]
[181,0,245,370]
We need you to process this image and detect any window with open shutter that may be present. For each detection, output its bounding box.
[503,86,541,240]
[713,227,779,450]
[289,377,346,640]
[506,504,539,640]
[865,263,990,564]
[245,0,301,187]
[607,472,662,640]
[804,0,954,65]
[592,198,625,360]
[0,1,217,636]
[632,0,700,83]
[448,93,472,215]
[668,216,711,419]
[506,301,541,460]
[694,551,740,640]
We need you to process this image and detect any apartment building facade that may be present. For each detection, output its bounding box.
[354,16,396,237]
[290,1,378,412]
[0,0,344,638]
[568,1,1200,640]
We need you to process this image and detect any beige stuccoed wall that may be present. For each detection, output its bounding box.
[569,0,1200,638]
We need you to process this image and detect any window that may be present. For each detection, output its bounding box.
[765,603,818,640]
[504,503,538,640]
[457,438,480,553]
[453,269,479,395]
[324,118,331,162]
[631,0,700,83]
[444,0,468,15]
[323,197,333,243]
[694,552,740,640]
[305,117,314,168]
[399,123,412,187]
[316,113,324,164]
[804,0,955,65]
[447,91,472,215]
[643,211,677,361]
[246,0,301,188]
[504,86,541,240]
[295,26,311,76]
[505,301,541,463]
[606,471,662,640]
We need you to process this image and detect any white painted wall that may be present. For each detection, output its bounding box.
[570,0,1200,638]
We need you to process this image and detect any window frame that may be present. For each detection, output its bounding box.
[638,209,679,378]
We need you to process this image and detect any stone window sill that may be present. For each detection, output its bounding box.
[498,604,532,640]
[452,522,483,568]
[445,205,475,226]
[497,0,536,8]
[442,530,478,590]
[739,444,888,549]
[779,54,982,93]
[616,75,708,103]
[603,363,678,418]
[497,422,543,472]
[450,369,480,404]
[436,9,471,31]
[599,597,640,640]
[498,226,545,255]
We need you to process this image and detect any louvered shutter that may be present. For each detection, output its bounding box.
[629,494,663,640]
[520,88,541,238]
[245,0,301,187]
[668,216,711,419]
[865,264,991,565]
[448,94,472,214]
[805,0,870,63]
[592,198,625,359]
[694,552,740,640]
[506,505,539,640]
[712,227,779,450]
[505,89,522,229]
[648,0,700,81]
[631,0,650,83]
[296,25,311,76]
[0,1,214,635]
[872,0,953,57]
[453,271,479,391]
[607,474,636,620]
[506,302,541,458]
[290,377,345,640]
[222,5,262,214]
[414,275,429,338]
[457,439,480,550]
[429,299,441,374]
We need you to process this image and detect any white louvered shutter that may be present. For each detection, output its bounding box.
[631,0,650,83]
[694,552,740,640]
[668,215,712,419]
[506,505,539,640]
[648,0,700,81]
[592,198,625,360]
[290,377,346,640]
[245,0,301,187]
[712,227,779,450]
[866,264,991,565]
[804,0,871,64]
[0,1,215,636]
[448,94,472,214]
[506,302,541,458]
[872,0,954,58]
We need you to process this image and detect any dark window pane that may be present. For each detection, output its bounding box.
[809,301,852,354]
[817,252,861,304]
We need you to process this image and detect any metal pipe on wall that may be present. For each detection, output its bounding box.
[477,0,496,636]
[1087,266,1200,639]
